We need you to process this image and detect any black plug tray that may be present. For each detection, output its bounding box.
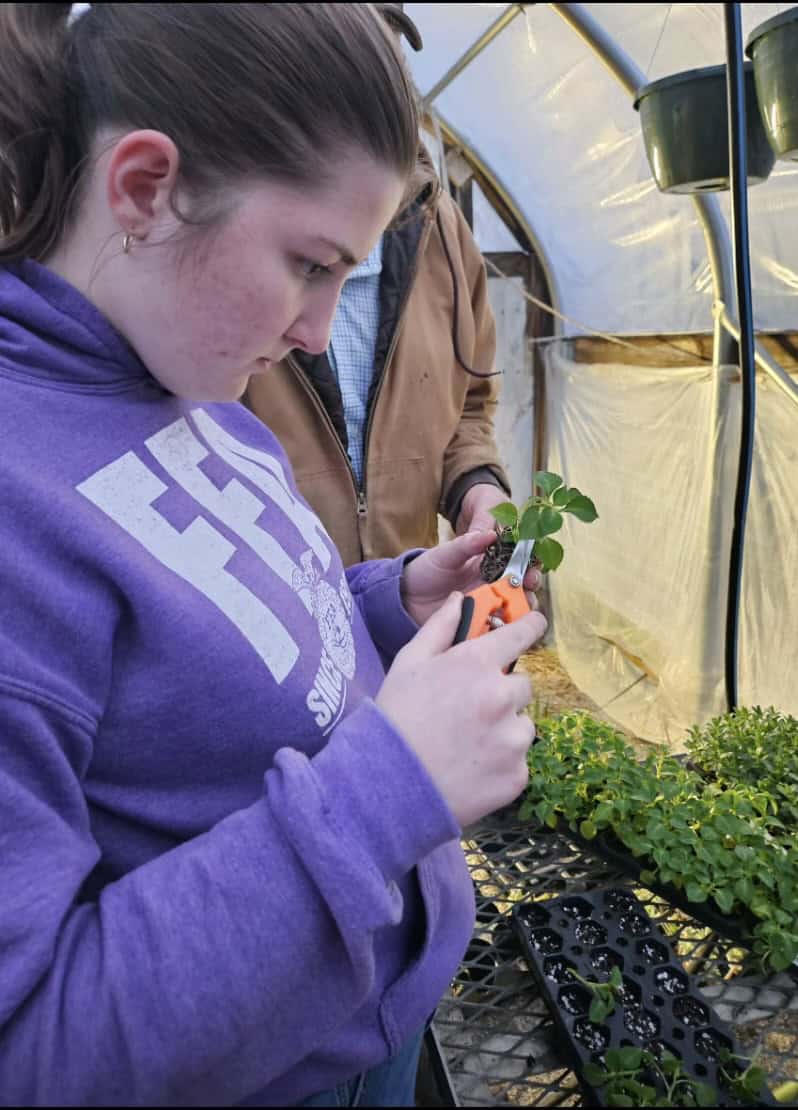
[511,887,775,1107]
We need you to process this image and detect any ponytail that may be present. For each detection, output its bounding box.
[0,4,85,263]
[0,4,421,265]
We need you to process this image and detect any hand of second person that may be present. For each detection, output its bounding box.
[455,483,510,535]
[401,531,542,628]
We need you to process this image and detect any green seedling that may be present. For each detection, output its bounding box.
[583,1047,717,1107]
[718,1048,768,1104]
[568,965,623,1023]
[489,470,598,573]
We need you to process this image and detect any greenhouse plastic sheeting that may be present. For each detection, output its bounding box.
[543,345,798,745]
[407,3,798,337]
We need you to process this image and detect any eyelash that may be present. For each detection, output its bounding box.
[299,259,334,281]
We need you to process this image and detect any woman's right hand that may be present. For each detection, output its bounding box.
[374,593,548,828]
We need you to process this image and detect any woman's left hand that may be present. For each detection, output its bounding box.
[401,530,543,628]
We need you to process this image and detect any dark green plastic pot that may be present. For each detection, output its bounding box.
[746,6,798,160]
[633,62,775,193]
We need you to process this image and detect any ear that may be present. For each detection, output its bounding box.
[106,130,181,238]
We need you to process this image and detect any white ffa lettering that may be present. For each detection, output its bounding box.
[77,450,299,683]
[191,410,331,569]
[146,417,312,614]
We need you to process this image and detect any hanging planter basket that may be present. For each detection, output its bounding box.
[633,62,775,193]
[746,6,798,160]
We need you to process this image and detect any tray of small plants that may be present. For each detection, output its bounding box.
[520,710,798,975]
[511,888,774,1107]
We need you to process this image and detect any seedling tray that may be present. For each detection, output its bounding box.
[511,887,775,1107]
[584,827,756,946]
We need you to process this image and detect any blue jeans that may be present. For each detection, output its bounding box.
[297,1025,426,1107]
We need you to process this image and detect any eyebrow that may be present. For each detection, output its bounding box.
[316,237,358,267]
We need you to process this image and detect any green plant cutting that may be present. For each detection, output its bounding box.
[717,1048,769,1105]
[582,1045,753,1108]
[519,711,798,972]
[488,471,598,573]
[568,965,623,1022]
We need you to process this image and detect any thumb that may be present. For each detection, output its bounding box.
[403,591,465,661]
[435,529,495,571]
[470,509,500,533]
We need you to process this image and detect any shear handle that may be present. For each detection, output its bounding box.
[453,577,530,645]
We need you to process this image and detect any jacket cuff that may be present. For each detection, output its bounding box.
[444,466,511,528]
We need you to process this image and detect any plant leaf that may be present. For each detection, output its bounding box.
[714,887,735,915]
[518,505,564,541]
[589,997,610,1022]
[685,882,709,903]
[564,493,598,523]
[617,1046,643,1071]
[744,1066,767,1094]
[533,471,563,497]
[582,1063,607,1086]
[695,1082,719,1106]
[535,537,564,572]
[488,502,519,530]
[552,486,576,508]
[518,506,544,540]
[538,507,564,537]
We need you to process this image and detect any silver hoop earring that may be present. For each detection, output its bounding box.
[122,232,133,254]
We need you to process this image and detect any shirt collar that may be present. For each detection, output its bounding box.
[346,236,384,282]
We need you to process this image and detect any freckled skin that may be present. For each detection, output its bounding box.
[44,142,404,404]
[124,159,404,402]
[46,130,405,402]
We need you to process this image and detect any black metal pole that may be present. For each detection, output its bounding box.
[723,3,757,712]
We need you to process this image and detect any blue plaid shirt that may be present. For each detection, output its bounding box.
[327,237,384,487]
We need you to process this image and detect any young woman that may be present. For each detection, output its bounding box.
[0,5,545,1105]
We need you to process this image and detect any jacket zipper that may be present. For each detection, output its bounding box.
[359,211,435,508]
[285,352,360,501]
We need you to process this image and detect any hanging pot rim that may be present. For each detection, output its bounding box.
[633,60,754,112]
[745,4,798,58]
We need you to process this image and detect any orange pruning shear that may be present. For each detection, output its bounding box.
[453,538,536,666]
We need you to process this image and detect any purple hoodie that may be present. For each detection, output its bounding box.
[0,261,474,1106]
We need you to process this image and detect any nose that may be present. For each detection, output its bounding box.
[286,286,342,356]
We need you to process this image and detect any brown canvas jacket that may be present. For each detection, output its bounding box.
[244,188,510,566]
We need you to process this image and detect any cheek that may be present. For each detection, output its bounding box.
[192,270,296,361]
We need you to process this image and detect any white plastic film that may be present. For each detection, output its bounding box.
[544,345,798,746]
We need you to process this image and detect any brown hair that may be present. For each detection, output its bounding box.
[0,3,422,263]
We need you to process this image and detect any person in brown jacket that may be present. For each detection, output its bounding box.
[244,5,512,567]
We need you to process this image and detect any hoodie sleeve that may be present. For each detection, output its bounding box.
[345,551,422,669]
[436,197,512,522]
[0,678,458,1107]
